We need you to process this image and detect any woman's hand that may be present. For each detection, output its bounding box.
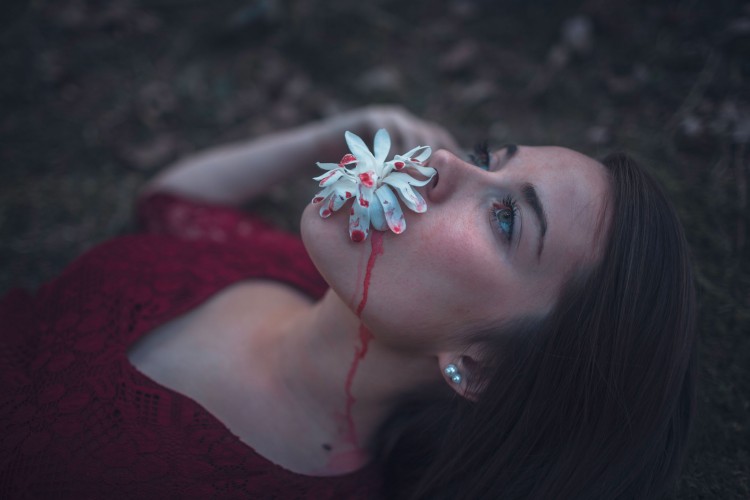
[143,106,458,206]
[313,105,460,161]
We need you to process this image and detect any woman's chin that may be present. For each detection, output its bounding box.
[300,202,367,299]
[301,202,352,251]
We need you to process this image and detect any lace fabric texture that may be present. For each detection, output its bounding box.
[0,193,379,499]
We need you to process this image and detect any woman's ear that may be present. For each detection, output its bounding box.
[437,351,487,402]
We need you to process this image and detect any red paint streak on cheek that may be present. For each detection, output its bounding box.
[341,231,384,446]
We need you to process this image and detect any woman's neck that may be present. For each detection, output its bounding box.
[266,288,440,474]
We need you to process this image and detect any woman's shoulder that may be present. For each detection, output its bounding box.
[0,194,327,388]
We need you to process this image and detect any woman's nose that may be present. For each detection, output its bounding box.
[426,149,486,204]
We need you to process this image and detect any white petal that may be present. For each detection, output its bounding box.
[349,192,371,242]
[332,181,357,202]
[345,131,375,167]
[410,164,437,179]
[412,146,431,162]
[316,162,341,171]
[383,176,427,213]
[313,169,345,187]
[373,128,391,165]
[312,185,334,204]
[383,171,433,187]
[380,160,396,178]
[319,192,336,217]
[400,146,422,159]
[376,186,406,234]
[369,194,387,231]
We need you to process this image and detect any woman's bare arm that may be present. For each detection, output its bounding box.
[142,106,459,206]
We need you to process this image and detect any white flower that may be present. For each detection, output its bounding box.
[312,129,435,242]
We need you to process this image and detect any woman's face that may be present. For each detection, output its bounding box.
[301,145,611,353]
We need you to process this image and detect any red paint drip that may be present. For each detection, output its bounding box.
[342,231,384,445]
[356,231,383,316]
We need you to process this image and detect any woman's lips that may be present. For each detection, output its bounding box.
[422,169,439,202]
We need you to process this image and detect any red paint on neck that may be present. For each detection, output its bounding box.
[342,323,373,445]
[341,231,384,446]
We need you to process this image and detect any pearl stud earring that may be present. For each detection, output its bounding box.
[444,364,462,384]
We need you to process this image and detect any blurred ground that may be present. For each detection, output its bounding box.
[1,0,748,497]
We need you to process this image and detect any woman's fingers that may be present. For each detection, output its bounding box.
[315,105,460,160]
[368,106,459,154]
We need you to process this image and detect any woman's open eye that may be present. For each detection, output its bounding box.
[490,195,518,242]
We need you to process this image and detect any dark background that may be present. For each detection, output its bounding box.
[1,0,748,497]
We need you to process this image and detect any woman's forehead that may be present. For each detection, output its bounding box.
[509,145,611,273]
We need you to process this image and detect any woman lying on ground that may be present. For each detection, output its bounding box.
[0,105,696,499]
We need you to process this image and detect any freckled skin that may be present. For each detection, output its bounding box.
[301,145,611,354]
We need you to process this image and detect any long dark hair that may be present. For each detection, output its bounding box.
[373,153,697,499]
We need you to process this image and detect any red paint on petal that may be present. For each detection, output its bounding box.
[322,209,332,217]
[320,170,339,185]
[358,172,375,188]
[351,230,365,242]
[394,161,405,170]
[345,191,352,198]
[359,198,370,207]
[339,154,357,166]
[312,196,324,203]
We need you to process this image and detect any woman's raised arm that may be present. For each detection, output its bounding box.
[142,105,459,206]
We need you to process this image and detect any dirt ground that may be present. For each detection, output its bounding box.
[1,0,748,497]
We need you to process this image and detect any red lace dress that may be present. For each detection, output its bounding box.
[0,193,380,499]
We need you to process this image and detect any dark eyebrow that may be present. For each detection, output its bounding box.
[521,182,547,260]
